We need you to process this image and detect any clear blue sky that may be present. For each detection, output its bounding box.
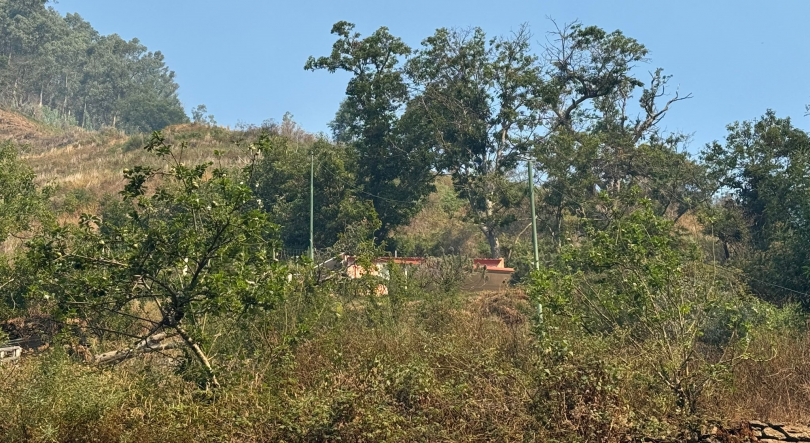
[52,0,810,151]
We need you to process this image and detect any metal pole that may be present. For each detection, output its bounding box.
[309,152,315,261]
[528,159,540,271]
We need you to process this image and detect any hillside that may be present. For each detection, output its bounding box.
[0,1,187,133]
[3,10,810,443]
[0,108,249,212]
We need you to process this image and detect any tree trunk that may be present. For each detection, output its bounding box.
[175,325,220,389]
[481,224,502,258]
[479,195,502,258]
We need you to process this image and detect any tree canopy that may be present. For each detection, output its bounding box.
[702,111,810,305]
[0,0,188,132]
[310,21,696,258]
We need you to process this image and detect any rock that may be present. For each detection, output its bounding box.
[749,420,767,428]
[777,424,810,441]
[762,426,789,440]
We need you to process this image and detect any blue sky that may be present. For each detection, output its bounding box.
[52,0,810,152]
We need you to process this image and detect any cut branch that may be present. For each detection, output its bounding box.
[93,332,179,365]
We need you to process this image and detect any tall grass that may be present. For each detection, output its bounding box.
[2,278,806,442]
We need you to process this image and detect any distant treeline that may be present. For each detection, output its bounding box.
[0,0,188,132]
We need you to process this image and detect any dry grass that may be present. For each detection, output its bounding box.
[394,176,486,256]
[1,286,809,442]
[0,289,545,442]
[710,330,810,423]
[0,108,255,203]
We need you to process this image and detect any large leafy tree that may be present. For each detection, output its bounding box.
[408,23,694,258]
[306,21,435,240]
[308,21,696,259]
[534,24,699,253]
[405,25,543,258]
[25,133,286,387]
[701,111,810,304]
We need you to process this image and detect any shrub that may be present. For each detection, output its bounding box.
[530,190,759,419]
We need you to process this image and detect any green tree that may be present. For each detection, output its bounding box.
[533,24,697,254]
[405,25,542,258]
[191,103,216,126]
[25,133,286,387]
[701,111,810,305]
[116,87,188,133]
[306,21,435,240]
[252,131,378,251]
[531,189,754,414]
[0,1,188,131]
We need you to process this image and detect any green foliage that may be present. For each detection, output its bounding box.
[38,104,77,128]
[191,104,216,126]
[388,176,480,258]
[306,22,436,240]
[121,132,148,152]
[702,111,810,305]
[252,130,378,250]
[530,189,755,415]
[22,131,288,387]
[0,349,128,442]
[405,25,542,258]
[4,14,810,442]
[530,341,636,442]
[116,89,189,133]
[311,20,694,259]
[0,1,188,131]
[0,140,50,240]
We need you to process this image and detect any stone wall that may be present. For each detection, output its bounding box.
[700,421,810,442]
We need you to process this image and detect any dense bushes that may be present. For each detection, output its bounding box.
[2,281,805,442]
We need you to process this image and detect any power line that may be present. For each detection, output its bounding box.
[748,276,809,298]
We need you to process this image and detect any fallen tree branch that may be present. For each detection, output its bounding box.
[93,332,181,365]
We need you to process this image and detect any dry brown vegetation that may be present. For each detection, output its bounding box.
[0,109,255,210]
[1,286,809,442]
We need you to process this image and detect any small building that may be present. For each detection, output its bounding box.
[340,256,514,293]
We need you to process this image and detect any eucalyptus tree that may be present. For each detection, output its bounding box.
[0,0,187,131]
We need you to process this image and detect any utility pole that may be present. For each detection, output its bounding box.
[528,159,540,271]
[309,152,315,261]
